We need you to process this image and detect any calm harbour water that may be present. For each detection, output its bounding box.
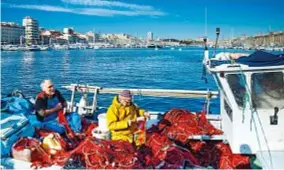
[1,47,255,114]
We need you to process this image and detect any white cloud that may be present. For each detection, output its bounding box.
[80,8,165,16]
[8,4,166,17]
[10,4,73,13]
[61,0,154,11]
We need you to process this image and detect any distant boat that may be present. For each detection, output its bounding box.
[147,44,162,49]
[27,45,41,51]
[40,45,51,51]
[93,46,100,49]
[2,45,19,51]
[53,44,69,50]
[18,46,28,51]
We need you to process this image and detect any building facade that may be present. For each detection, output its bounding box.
[147,32,153,41]
[63,27,74,35]
[86,31,95,43]
[1,22,25,45]
[22,16,39,44]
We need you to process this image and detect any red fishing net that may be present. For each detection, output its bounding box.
[11,108,252,169]
[188,140,251,169]
[138,133,200,168]
[158,108,223,144]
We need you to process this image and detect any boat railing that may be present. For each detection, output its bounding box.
[62,84,218,115]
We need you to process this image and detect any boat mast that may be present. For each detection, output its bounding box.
[205,7,207,38]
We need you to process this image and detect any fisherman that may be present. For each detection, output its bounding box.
[34,79,81,134]
[106,90,149,144]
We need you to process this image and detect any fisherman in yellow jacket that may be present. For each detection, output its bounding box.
[106,90,149,143]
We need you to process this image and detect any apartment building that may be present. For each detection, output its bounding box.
[22,16,39,44]
[1,22,25,45]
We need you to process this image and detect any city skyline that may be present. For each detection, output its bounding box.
[2,0,284,40]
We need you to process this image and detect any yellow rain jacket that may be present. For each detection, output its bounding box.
[106,96,145,143]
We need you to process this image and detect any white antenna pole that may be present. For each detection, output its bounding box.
[205,7,207,37]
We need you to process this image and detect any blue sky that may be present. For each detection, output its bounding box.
[2,0,284,40]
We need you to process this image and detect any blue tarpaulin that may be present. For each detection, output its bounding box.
[211,51,284,67]
[236,51,284,66]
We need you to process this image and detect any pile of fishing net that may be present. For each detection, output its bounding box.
[188,140,251,169]
[11,108,252,169]
[13,136,142,169]
[154,108,251,169]
[157,108,224,144]
[138,133,200,168]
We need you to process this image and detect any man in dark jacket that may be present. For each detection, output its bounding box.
[35,79,81,134]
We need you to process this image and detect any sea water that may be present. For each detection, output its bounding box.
[1,47,256,114]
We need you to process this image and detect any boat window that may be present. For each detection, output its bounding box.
[252,72,284,109]
[224,100,233,121]
[226,74,246,108]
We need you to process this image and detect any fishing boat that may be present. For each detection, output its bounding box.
[1,29,283,169]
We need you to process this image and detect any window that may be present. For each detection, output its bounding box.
[224,100,233,121]
[226,74,247,108]
[252,72,284,109]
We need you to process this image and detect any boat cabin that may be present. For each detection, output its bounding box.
[206,51,284,168]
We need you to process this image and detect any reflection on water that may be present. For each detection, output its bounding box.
[23,51,35,65]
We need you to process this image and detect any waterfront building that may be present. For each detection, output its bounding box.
[63,34,75,44]
[234,31,284,47]
[218,39,231,47]
[40,30,63,45]
[195,37,205,42]
[55,36,68,45]
[102,33,130,40]
[147,32,153,41]
[101,33,133,45]
[161,39,180,46]
[63,28,76,44]
[63,27,74,35]
[1,22,25,45]
[74,33,87,44]
[62,28,87,44]
[86,31,95,43]
[22,16,39,45]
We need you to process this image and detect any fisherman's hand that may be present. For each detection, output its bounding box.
[128,119,136,127]
[54,103,63,111]
[144,112,150,120]
[137,117,146,122]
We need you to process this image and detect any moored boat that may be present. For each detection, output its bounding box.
[147,44,162,49]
